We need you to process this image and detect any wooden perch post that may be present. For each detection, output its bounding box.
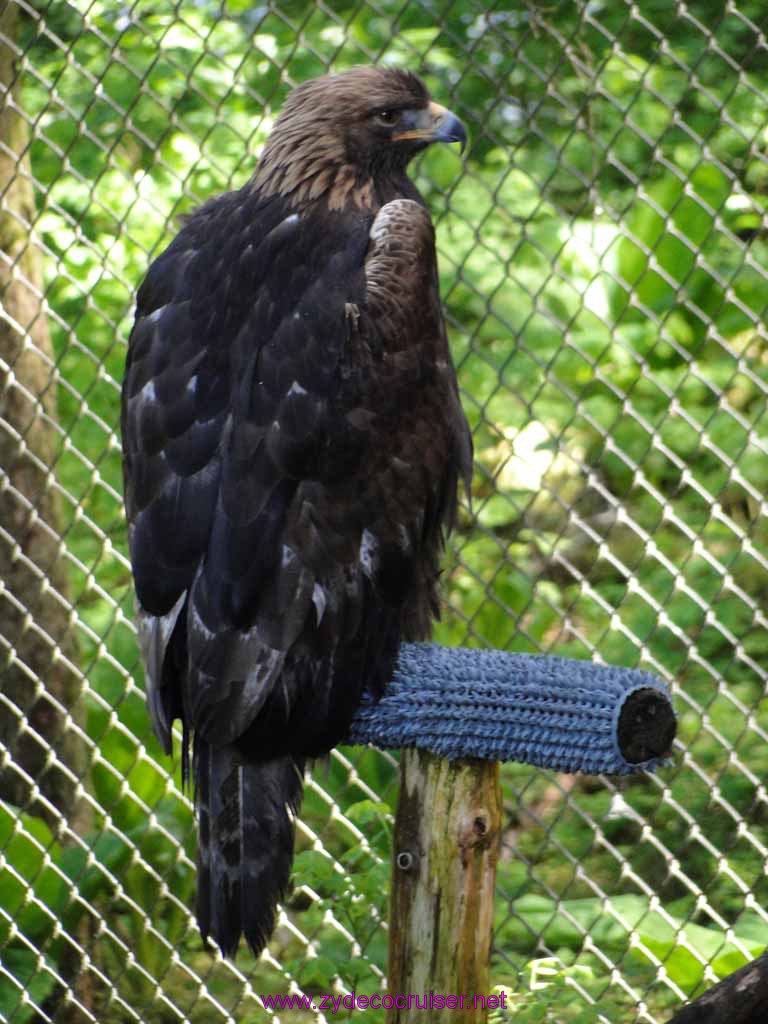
[387,752,502,1023]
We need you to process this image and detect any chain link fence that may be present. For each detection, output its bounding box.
[2,0,768,1021]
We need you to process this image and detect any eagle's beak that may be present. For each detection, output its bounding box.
[391,101,468,154]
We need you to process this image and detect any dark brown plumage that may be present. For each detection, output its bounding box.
[121,65,471,956]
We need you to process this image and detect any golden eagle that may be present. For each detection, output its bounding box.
[121,66,471,956]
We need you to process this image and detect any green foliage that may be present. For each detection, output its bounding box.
[489,962,628,1024]
[6,0,768,1018]
[0,948,58,1024]
[496,893,768,994]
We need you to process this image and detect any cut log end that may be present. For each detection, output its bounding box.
[618,687,676,764]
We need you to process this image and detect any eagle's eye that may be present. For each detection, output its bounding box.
[373,109,399,126]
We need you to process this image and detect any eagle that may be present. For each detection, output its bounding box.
[121,65,472,957]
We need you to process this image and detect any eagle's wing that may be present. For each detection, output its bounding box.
[123,192,469,751]
[121,202,232,751]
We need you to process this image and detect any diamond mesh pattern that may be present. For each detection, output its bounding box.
[2,1,767,1021]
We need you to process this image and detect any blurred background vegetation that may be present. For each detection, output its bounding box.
[3,0,768,1021]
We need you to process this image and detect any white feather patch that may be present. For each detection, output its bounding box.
[147,304,167,323]
[312,583,327,625]
[359,529,378,577]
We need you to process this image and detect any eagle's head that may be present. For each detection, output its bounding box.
[252,66,466,210]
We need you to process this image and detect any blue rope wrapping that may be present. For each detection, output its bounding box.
[346,644,674,775]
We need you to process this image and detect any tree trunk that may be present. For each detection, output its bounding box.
[388,751,502,1024]
[0,5,91,1019]
[667,950,768,1024]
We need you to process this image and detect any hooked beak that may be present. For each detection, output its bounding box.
[391,101,468,154]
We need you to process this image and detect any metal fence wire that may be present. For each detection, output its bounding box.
[2,0,768,1021]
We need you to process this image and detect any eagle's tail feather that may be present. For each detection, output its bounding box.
[194,738,304,957]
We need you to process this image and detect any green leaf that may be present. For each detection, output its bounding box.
[0,948,58,1024]
[0,802,69,943]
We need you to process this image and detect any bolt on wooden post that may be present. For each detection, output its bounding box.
[387,750,502,1023]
